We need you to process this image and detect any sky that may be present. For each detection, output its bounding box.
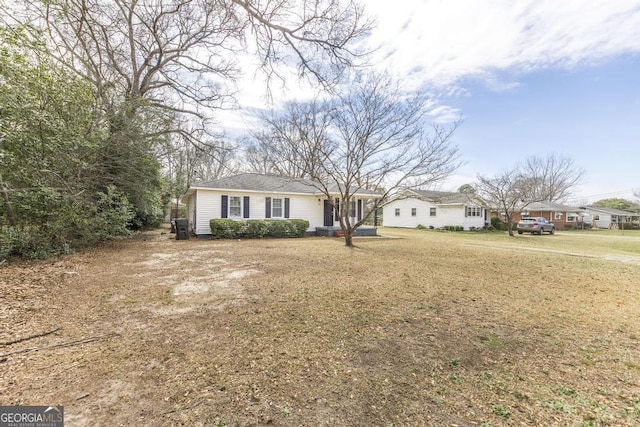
[229,0,640,204]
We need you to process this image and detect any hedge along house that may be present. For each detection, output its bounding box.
[181,173,383,237]
[382,189,489,230]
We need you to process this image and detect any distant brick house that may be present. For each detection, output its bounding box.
[511,201,584,229]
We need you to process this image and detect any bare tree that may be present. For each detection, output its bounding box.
[249,73,462,246]
[521,154,584,202]
[476,154,583,236]
[5,0,372,224]
[161,132,237,220]
[476,168,534,237]
[245,100,334,178]
[10,0,372,133]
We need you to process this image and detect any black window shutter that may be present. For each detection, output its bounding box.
[243,196,250,218]
[284,198,290,218]
[265,197,271,218]
[464,206,468,217]
[334,199,340,221]
[357,199,362,221]
[221,195,228,218]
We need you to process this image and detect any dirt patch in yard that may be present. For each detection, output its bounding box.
[1,228,639,426]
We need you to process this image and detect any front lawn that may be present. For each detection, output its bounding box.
[1,227,639,425]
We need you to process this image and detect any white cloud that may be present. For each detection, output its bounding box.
[365,0,640,90]
[223,0,640,138]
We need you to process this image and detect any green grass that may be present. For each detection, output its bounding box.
[389,226,640,258]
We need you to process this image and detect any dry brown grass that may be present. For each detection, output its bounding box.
[1,227,639,426]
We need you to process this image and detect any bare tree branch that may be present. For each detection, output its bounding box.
[521,154,584,202]
[245,73,462,246]
[476,154,583,236]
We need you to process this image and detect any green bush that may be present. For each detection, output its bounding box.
[288,219,310,237]
[242,220,270,238]
[95,185,135,241]
[490,216,505,230]
[0,226,56,260]
[209,219,309,239]
[0,186,137,260]
[210,219,242,239]
[266,219,287,237]
[416,224,427,230]
[621,222,637,230]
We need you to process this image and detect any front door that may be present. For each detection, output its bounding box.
[323,200,333,226]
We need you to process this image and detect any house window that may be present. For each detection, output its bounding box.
[395,208,400,216]
[272,198,283,218]
[349,200,356,218]
[555,212,563,220]
[466,206,481,217]
[567,214,577,222]
[594,215,600,221]
[229,196,242,217]
[430,208,436,217]
[411,208,417,217]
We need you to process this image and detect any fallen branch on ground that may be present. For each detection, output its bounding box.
[0,332,121,358]
[0,327,62,346]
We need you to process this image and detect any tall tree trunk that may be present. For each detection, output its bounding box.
[344,230,354,247]
[340,208,355,247]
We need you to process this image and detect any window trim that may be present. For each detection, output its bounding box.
[272,197,283,218]
[411,207,417,217]
[228,196,242,218]
[466,206,481,217]
[430,207,437,217]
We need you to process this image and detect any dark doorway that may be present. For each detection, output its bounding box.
[323,200,333,226]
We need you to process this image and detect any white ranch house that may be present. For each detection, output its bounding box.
[382,189,489,230]
[181,173,382,237]
[581,206,640,229]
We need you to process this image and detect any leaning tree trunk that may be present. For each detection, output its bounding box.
[507,218,515,237]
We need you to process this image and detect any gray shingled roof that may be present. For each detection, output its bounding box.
[523,201,582,212]
[409,189,476,204]
[584,206,640,216]
[190,173,381,196]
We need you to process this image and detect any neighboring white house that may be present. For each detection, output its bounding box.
[181,173,382,236]
[382,189,489,230]
[581,206,640,229]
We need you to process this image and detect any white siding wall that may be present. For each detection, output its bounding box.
[383,198,485,230]
[383,198,441,228]
[462,210,487,229]
[584,210,612,228]
[192,190,326,235]
[287,195,324,229]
